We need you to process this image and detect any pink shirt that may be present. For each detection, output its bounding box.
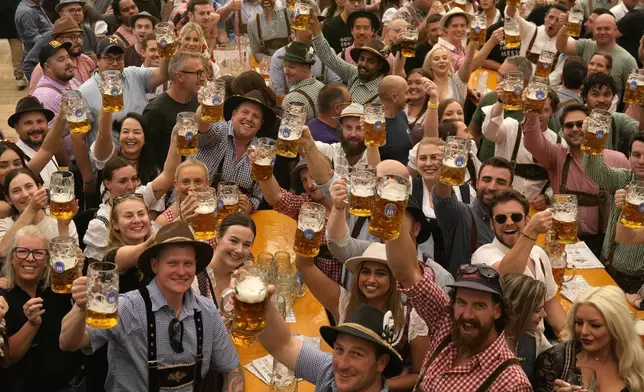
[28,53,96,95]
[31,75,74,159]
[115,25,137,46]
[522,115,630,235]
[437,37,466,71]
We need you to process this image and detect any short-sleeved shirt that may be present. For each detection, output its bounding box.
[321,15,352,54]
[616,9,644,67]
[484,21,520,64]
[0,215,78,245]
[574,39,638,98]
[315,141,368,168]
[307,118,339,144]
[85,279,239,392]
[378,112,413,165]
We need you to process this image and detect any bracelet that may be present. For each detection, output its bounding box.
[521,232,537,241]
[427,101,439,109]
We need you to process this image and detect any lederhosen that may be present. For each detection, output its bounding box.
[255,9,291,55]
[290,87,318,118]
[391,306,412,367]
[511,125,556,195]
[210,153,254,197]
[525,28,561,68]
[348,76,379,104]
[411,335,520,392]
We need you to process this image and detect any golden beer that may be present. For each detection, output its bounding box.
[293,227,322,257]
[471,28,486,47]
[292,13,310,31]
[86,304,119,329]
[503,89,522,111]
[50,194,75,220]
[621,197,644,229]
[581,129,608,155]
[177,132,199,156]
[217,201,240,222]
[552,212,577,244]
[552,266,565,287]
[505,33,520,49]
[368,194,407,240]
[349,187,374,217]
[401,40,417,58]
[69,118,91,134]
[439,158,467,186]
[251,159,273,181]
[623,73,643,105]
[364,120,386,147]
[157,40,178,60]
[535,59,553,78]
[102,93,124,113]
[525,96,546,114]
[192,205,217,240]
[231,276,268,346]
[201,103,224,123]
[276,138,299,158]
[287,0,295,10]
[566,20,581,37]
[50,256,79,294]
[507,0,520,6]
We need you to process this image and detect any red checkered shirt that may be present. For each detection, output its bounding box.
[273,188,342,283]
[437,37,467,72]
[398,267,533,392]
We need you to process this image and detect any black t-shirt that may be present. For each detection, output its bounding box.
[103,248,152,294]
[379,112,413,165]
[404,41,433,75]
[617,9,644,67]
[322,15,353,54]
[142,92,200,167]
[485,21,519,64]
[3,286,85,392]
[124,44,144,67]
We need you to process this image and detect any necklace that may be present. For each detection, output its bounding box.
[583,349,613,362]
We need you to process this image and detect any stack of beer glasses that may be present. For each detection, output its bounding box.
[503,72,524,111]
[535,51,555,78]
[49,236,80,294]
[50,171,75,220]
[155,21,177,60]
[504,18,521,49]
[552,194,578,244]
[293,203,326,257]
[567,8,583,37]
[176,112,199,156]
[623,70,644,106]
[348,170,376,217]
[524,76,549,114]
[192,187,218,240]
[276,104,307,158]
[221,265,269,346]
[620,180,644,228]
[292,1,311,30]
[86,262,119,329]
[582,109,611,155]
[470,16,487,47]
[364,103,386,147]
[256,252,277,284]
[62,90,90,134]
[100,70,124,112]
[201,78,226,123]
[250,138,277,181]
[401,26,419,58]
[439,136,469,186]
[368,175,411,240]
[216,181,240,224]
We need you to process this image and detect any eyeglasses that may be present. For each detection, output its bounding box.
[100,56,124,65]
[493,212,525,224]
[64,7,84,13]
[14,247,48,261]
[58,34,83,42]
[457,264,500,280]
[169,318,184,353]
[180,69,206,79]
[563,120,584,129]
[113,193,144,204]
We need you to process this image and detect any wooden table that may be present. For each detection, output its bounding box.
[467,68,499,93]
[241,210,332,391]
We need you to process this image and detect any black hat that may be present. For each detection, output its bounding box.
[320,304,403,378]
[97,35,126,54]
[278,42,316,65]
[39,40,73,69]
[8,96,55,128]
[447,264,504,296]
[350,39,390,75]
[224,90,277,135]
[347,10,381,34]
[405,194,430,244]
[138,221,214,278]
[129,11,160,27]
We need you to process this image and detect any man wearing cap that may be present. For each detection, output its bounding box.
[383,218,532,391]
[27,17,97,94]
[322,0,366,54]
[113,0,140,46]
[15,0,54,66]
[72,35,170,200]
[123,11,158,67]
[56,0,97,55]
[247,0,293,62]
[306,83,350,144]
[280,42,325,122]
[60,221,244,392]
[195,90,277,212]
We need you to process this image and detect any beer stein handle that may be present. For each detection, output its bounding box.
[220,287,236,326]
[563,265,576,283]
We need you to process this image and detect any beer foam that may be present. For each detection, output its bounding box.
[51,193,74,203]
[635,319,644,335]
[196,205,216,214]
[378,184,407,201]
[627,196,644,206]
[352,186,374,198]
[235,276,267,303]
[52,256,76,272]
[220,197,238,206]
[255,157,273,166]
[88,300,118,313]
[553,212,576,222]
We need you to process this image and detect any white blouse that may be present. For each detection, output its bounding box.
[0,215,78,245]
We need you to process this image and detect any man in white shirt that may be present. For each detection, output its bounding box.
[482,86,567,209]
[314,103,369,168]
[471,189,567,337]
[610,0,638,21]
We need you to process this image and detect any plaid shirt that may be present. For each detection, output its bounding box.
[283,78,325,122]
[398,267,532,392]
[273,188,342,283]
[437,37,467,72]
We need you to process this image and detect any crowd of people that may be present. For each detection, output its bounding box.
[0,0,644,390]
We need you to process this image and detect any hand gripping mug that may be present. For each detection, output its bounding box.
[621,180,644,229]
[581,109,611,155]
[62,90,90,134]
[368,175,411,240]
[551,194,578,244]
[293,202,326,257]
[86,262,119,329]
[176,112,199,156]
[439,136,469,186]
[191,187,218,240]
[49,236,80,294]
[100,70,124,113]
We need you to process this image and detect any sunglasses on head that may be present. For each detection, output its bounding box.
[169,318,184,353]
[113,193,144,204]
[458,264,500,280]
[493,212,525,224]
[563,120,584,129]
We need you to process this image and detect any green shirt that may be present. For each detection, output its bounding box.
[574,39,638,98]
[606,112,641,155]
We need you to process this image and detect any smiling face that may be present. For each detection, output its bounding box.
[357,51,382,81]
[574,303,612,354]
[119,117,145,157]
[429,48,451,77]
[231,102,264,141]
[452,288,501,354]
[351,17,374,47]
[11,235,48,285]
[181,29,202,52]
[105,165,139,199]
[113,198,150,243]
[441,101,465,123]
[0,148,23,185]
[283,60,311,85]
[133,18,154,43]
[585,85,614,111]
[299,168,324,201]
[490,199,528,248]
[444,15,467,43]
[340,117,366,157]
[6,173,39,214]
[151,245,197,296]
[587,54,610,76]
[214,225,255,271]
[332,334,388,392]
[176,164,208,199]
[406,72,425,102]
[16,112,49,148]
[593,15,616,47]
[417,142,443,182]
[357,261,391,300]
[476,165,512,206]
[561,110,587,148]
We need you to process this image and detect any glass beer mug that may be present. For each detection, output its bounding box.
[567,8,583,37]
[364,103,386,147]
[86,262,119,329]
[49,236,80,294]
[217,181,240,223]
[293,202,326,257]
[100,70,124,113]
[256,252,276,284]
[439,136,469,186]
[192,187,218,240]
[623,70,644,106]
[503,72,524,111]
[504,18,521,49]
[552,194,578,244]
[155,21,177,60]
[582,109,611,155]
[401,26,419,58]
[368,175,411,240]
[535,50,555,78]
[471,15,487,47]
[621,180,644,229]
[250,138,277,181]
[176,111,199,156]
[276,111,306,158]
[349,170,376,217]
[292,1,311,31]
[50,171,75,220]
[270,358,298,392]
[201,78,226,123]
[62,90,90,134]
[524,76,548,114]
[274,251,294,280]
[221,265,269,346]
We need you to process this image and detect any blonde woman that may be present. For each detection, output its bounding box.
[535,286,644,392]
[178,21,207,54]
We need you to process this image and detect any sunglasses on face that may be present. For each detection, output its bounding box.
[457,264,500,280]
[169,318,184,353]
[563,120,584,129]
[493,212,525,224]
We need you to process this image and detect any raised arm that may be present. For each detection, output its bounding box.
[150,126,181,200]
[522,112,558,170]
[27,111,66,176]
[325,177,349,240]
[59,277,91,352]
[93,109,117,162]
[149,57,171,89]
[582,151,631,194]
[481,98,508,143]
[255,173,282,206]
[309,16,358,83]
[295,254,341,322]
[299,127,334,185]
[555,13,578,55]
[470,29,504,73]
[0,188,48,256]
[422,79,439,138]
[456,42,477,85]
[112,235,156,273]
